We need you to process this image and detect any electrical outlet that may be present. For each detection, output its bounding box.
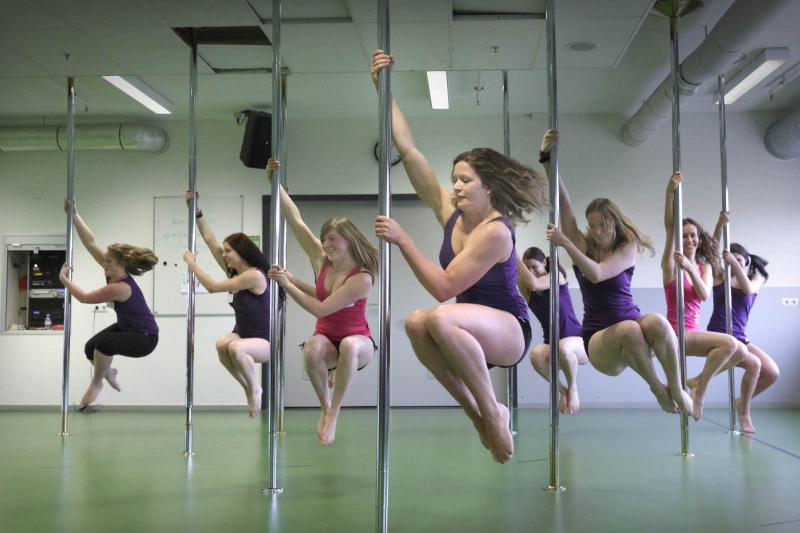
[94,304,109,313]
[781,297,799,307]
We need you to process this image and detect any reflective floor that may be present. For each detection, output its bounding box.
[2,407,799,532]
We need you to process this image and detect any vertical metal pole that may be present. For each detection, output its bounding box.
[183,29,199,457]
[59,78,76,438]
[376,0,392,530]
[544,0,564,492]
[502,70,518,437]
[263,0,284,495]
[717,74,738,434]
[670,13,692,458]
[277,74,289,434]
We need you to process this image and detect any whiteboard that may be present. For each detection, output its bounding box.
[152,195,244,315]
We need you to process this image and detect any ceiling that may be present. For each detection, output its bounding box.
[0,0,799,124]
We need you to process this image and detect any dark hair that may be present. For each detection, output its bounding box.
[730,242,769,282]
[107,244,158,276]
[223,233,271,278]
[683,217,720,272]
[522,246,566,277]
[452,148,549,225]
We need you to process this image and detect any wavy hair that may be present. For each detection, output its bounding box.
[683,217,720,273]
[223,233,271,278]
[585,198,655,257]
[452,148,549,225]
[319,217,379,284]
[730,242,769,282]
[107,244,158,276]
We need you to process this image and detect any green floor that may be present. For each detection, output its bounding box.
[2,407,799,532]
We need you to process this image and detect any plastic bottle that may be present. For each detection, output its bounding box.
[44,313,52,330]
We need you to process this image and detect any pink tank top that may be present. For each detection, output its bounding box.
[664,266,702,332]
[313,262,371,342]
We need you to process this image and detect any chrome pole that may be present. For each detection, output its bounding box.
[183,29,199,457]
[669,11,692,458]
[375,0,392,530]
[502,70,518,437]
[263,0,284,495]
[544,0,564,492]
[277,74,289,434]
[59,78,76,438]
[717,74,738,435]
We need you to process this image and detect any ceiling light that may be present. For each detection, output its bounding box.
[566,41,597,52]
[426,71,449,110]
[714,48,789,104]
[102,76,172,114]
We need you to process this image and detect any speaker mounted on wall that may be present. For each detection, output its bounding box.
[239,110,272,169]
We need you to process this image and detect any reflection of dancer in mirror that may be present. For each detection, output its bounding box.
[183,192,271,418]
[707,213,779,433]
[542,129,693,416]
[59,200,159,410]
[517,247,587,414]
[372,51,546,463]
[266,158,378,446]
[661,173,747,422]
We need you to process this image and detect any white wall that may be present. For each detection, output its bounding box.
[1,110,798,409]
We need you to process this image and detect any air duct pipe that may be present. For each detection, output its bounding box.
[0,124,169,153]
[621,0,795,147]
[765,108,800,160]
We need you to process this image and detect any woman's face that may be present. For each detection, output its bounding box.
[732,252,747,270]
[451,161,489,211]
[103,251,125,278]
[321,228,350,261]
[586,211,613,247]
[523,258,546,277]
[682,223,700,255]
[221,242,244,269]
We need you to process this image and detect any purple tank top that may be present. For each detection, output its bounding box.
[230,268,270,340]
[707,284,756,342]
[113,276,158,334]
[438,209,528,319]
[528,282,583,344]
[573,260,641,333]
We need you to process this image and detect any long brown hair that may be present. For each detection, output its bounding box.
[223,232,270,278]
[106,244,158,276]
[319,217,378,284]
[585,198,655,257]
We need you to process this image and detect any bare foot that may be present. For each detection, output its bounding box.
[652,384,679,414]
[317,410,327,439]
[484,404,514,464]
[80,382,103,406]
[471,419,491,450]
[105,368,121,392]
[735,397,756,433]
[566,386,580,414]
[670,387,694,417]
[247,386,263,418]
[319,412,338,446]
[689,377,706,422]
[558,386,569,414]
[686,376,699,391]
[327,370,335,389]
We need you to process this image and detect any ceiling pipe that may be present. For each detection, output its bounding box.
[0,124,169,153]
[765,108,800,160]
[621,0,796,147]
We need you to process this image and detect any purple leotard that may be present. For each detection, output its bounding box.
[230,268,270,340]
[707,284,756,344]
[527,282,582,344]
[113,276,158,334]
[573,260,641,335]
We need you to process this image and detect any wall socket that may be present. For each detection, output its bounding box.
[781,297,799,307]
[94,304,109,313]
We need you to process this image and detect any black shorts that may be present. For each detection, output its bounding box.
[300,336,378,371]
[85,323,158,360]
[489,316,533,370]
[582,331,598,359]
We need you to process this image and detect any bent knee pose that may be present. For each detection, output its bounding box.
[60,200,159,409]
[372,50,547,464]
[541,130,693,416]
[266,158,378,446]
[661,173,747,422]
[707,213,778,433]
[518,247,587,414]
[184,192,271,419]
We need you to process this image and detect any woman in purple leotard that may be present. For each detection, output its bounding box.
[371,50,548,464]
[707,212,778,433]
[542,129,693,416]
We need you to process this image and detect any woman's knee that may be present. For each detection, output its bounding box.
[639,313,673,340]
[529,345,550,367]
[404,309,431,339]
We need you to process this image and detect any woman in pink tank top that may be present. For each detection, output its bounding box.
[266,158,378,447]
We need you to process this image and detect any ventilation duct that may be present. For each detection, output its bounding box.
[0,124,169,153]
[765,109,800,160]
[621,0,796,147]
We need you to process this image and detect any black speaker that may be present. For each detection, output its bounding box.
[239,110,272,169]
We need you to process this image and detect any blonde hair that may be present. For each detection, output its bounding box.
[585,198,654,257]
[107,243,158,276]
[319,217,378,284]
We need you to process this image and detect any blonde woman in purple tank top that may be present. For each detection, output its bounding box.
[661,172,747,423]
[542,130,694,416]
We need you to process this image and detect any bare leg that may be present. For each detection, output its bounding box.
[558,337,588,414]
[530,344,569,414]
[104,368,121,392]
[747,344,779,398]
[684,331,745,422]
[216,334,248,389]
[227,338,270,418]
[81,351,113,406]
[303,336,335,440]
[638,314,693,415]
[735,353,761,433]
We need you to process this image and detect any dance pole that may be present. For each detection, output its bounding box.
[59,77,76,438]
[183,28,199,457]
[544,0,565,492]
[375,0,392,530]
[263,0,284,495]
[277,74,289,433]
[502,70,518,436]
[716,74,738,434]
[665,2,691,457]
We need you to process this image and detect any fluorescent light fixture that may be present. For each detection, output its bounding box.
[102,76,172,114]
[714,48,789,104]
[426,71,449,110]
